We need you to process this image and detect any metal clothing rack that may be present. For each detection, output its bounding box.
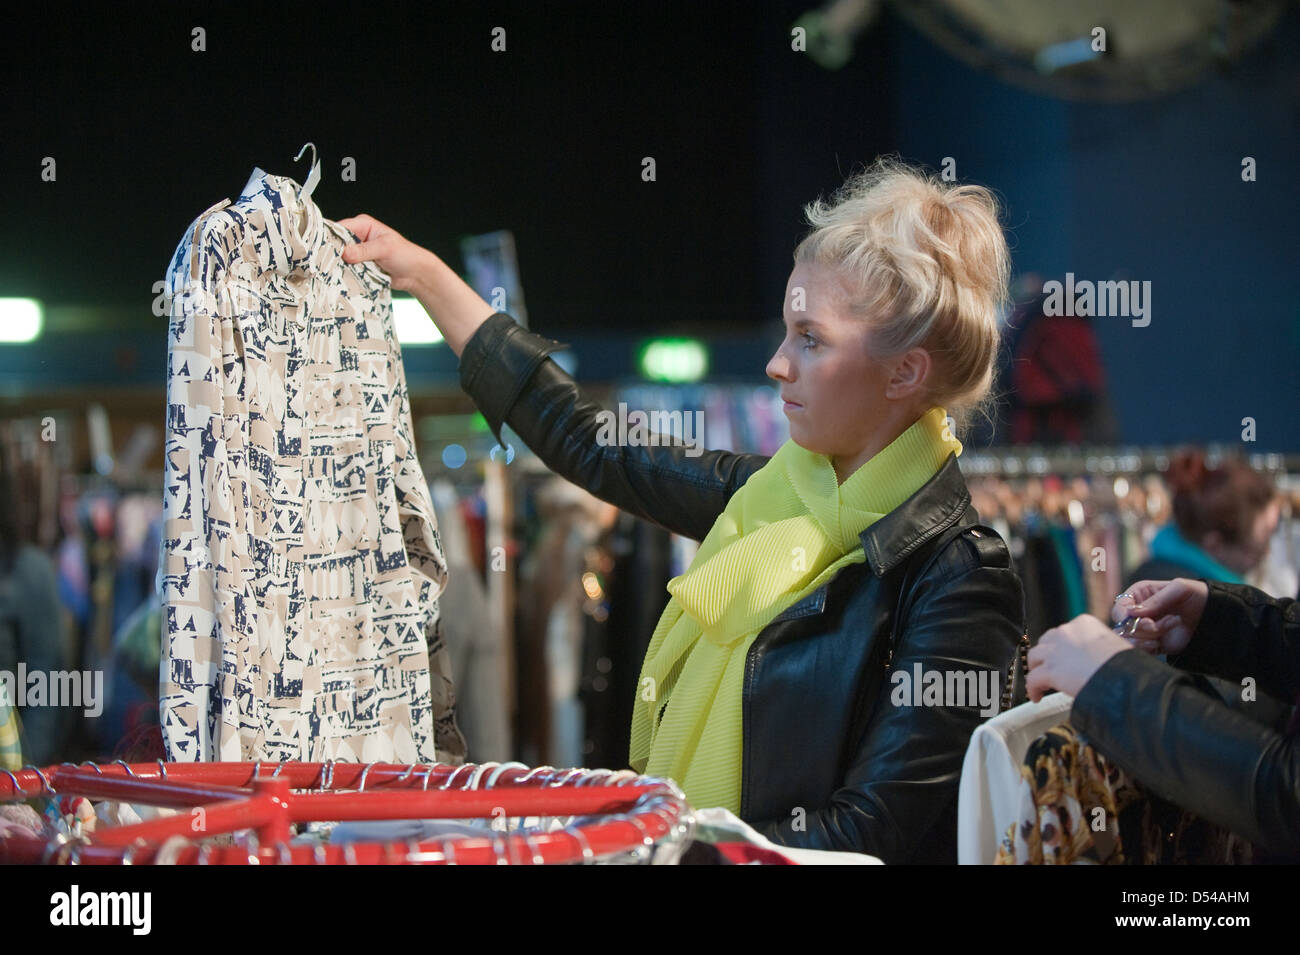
[958,444,1299,478]
[0,760,695,865]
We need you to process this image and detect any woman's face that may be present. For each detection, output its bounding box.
[1210,500,1281,574]
[766,261,907,472]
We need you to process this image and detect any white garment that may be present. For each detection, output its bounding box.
[692,808,883,865]
[160,168,458,764]
[430,480,512,761]
[95,802,179,828]
[957,692,1074,865]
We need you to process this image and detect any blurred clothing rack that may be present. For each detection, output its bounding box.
[959,445,1299,478]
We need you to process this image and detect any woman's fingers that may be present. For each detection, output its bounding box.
[1025,665,1052,703]
[1126,579,1185,617]
[1112,582,1161,622]
[342,237,383,264]
[338,215,387,264]
[342,230,401,266]
[336,213,380,239]
[1025,640,1059,701]
[1125,580,1163,603]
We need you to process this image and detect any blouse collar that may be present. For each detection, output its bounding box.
[236,166,325,275]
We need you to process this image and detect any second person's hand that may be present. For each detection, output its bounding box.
[1025,614,1132,702]
[1111,577,1209,657]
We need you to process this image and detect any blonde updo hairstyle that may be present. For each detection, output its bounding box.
[792,157,1010,434]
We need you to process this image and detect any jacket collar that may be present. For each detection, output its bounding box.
[858,453,970,576]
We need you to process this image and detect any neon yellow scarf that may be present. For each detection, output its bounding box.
[628,407,962,813]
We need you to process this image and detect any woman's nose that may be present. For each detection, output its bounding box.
[766,347,792,382]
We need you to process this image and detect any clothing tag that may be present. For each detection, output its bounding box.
[241,166,269,197]
[300,157,321,204]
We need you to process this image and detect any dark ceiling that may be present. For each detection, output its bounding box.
[1,1,897,336]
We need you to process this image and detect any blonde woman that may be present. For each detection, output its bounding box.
[341,157,1024,862]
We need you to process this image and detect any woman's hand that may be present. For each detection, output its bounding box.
[336,213,496,358]
[1026,614,1132,702]
[1111,578,1208,657]
[337,214,432,293]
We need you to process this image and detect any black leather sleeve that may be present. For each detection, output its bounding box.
[1168,580,1300,704]
[754,531,1024,860]
[458,312,767,542]
[1070,648,1300,854]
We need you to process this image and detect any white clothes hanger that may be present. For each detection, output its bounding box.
[291,142,322,233]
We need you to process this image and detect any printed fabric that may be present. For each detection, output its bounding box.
[160,167,465,765]
[993,723,1249,864]
[957,692,1074,864]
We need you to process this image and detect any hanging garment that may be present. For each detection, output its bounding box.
[160,168,463,764]
[0,545,69,767]
[0,688,22,772]
[429,479,511,762]
[1047,525,1088,619]
[993,723,1250,865]
[957,692,1074,864]
[582,512,672,770]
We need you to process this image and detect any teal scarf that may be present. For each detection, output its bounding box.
[1149,524,1244,584]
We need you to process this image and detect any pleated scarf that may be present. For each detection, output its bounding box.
[628,406,963,813]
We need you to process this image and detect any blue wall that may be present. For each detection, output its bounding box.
[892,8,1300,451]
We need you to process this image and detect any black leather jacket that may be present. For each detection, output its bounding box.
[458,313,1025,862]
[1070,580,1300,860]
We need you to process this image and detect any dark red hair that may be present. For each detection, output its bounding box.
[1166,449,1276,547]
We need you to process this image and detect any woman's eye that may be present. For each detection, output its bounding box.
[802,333,817,348]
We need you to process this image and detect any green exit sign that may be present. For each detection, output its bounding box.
[637,338,708,382]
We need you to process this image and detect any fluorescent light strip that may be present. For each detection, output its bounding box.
[392,296,443,345]
[0,298,43,342]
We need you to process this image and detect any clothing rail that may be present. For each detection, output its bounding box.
[958,445,1299,478]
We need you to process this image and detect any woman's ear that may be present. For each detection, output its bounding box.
[885,348,931,400]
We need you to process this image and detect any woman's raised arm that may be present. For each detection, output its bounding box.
[338,213,767,541]
[338,213,495,357]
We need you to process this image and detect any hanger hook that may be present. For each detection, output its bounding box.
[293,142,321,204]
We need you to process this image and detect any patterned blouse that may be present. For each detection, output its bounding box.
[160,168,464,765]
